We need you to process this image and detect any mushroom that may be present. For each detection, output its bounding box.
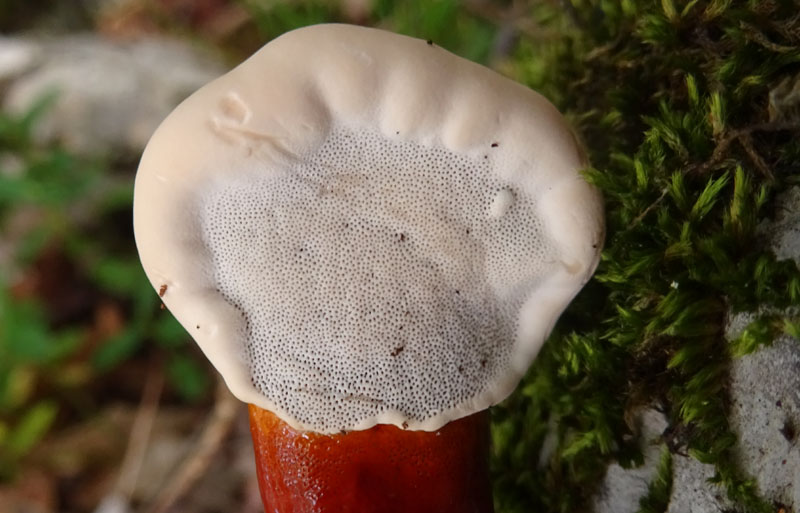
[133,24,603,512]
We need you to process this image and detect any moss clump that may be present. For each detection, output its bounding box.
[491,1,800,512]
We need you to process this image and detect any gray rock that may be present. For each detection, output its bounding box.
[594,409,669,513]
[1,35,225,156]
[0,37,40,83]
[729,333,800,510]
[666,454,731,513]
[764,186,800,265]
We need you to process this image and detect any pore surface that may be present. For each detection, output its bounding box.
[201,126,553,432]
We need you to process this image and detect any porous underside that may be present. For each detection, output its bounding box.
[201,126,554,432]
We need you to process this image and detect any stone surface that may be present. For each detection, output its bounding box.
[594,409,669,513]
[764,186,800,265]
[729,332,800,510]
[666,454,731,513]
[0,37,40,83]
[1,35,224,156]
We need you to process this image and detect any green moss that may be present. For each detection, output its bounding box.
[637,448,673,513]
[491,1,800,512]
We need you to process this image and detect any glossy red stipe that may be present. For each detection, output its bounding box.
[248,405,494,513]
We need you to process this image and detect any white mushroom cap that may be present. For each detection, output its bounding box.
[133,24,604,434]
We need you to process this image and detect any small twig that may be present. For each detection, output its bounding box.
[118,359,165,501]
[736,132,774,180]
[692,121,800,176]
[629,187,669,229]
[145,376,239,513]
[94,359,164,513]
[739,21,796,53]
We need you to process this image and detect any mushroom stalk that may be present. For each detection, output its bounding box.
[248,405,494,513]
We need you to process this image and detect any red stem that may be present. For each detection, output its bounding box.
[248,405,494,513]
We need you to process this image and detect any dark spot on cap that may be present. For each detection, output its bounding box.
[402,421,409,429]
[426,39,433,46]
[159,284,167,297]
[399,233,406,242]
[491,142,499,148]
[391,346,405,357]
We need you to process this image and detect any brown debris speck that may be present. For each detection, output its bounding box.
[159,284,167,297]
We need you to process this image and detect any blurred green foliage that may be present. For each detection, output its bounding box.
[0,99,209,479]
[370,0,496,62]
[243,0,497,63]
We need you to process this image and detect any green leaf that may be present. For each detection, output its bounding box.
[685,74,700,107]
[167,355,209,402]
[708,92,726,136]
[152,315,189,349]
[661,0,678,22]
[730,316,780,357]
[784,318,800,340]
[6,401,57,458]
[690,172,729,222]
[92,329,142,371]
[0,296,79,365]
[90,258,150,297]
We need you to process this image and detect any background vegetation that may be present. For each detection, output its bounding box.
[0,1,798,512]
